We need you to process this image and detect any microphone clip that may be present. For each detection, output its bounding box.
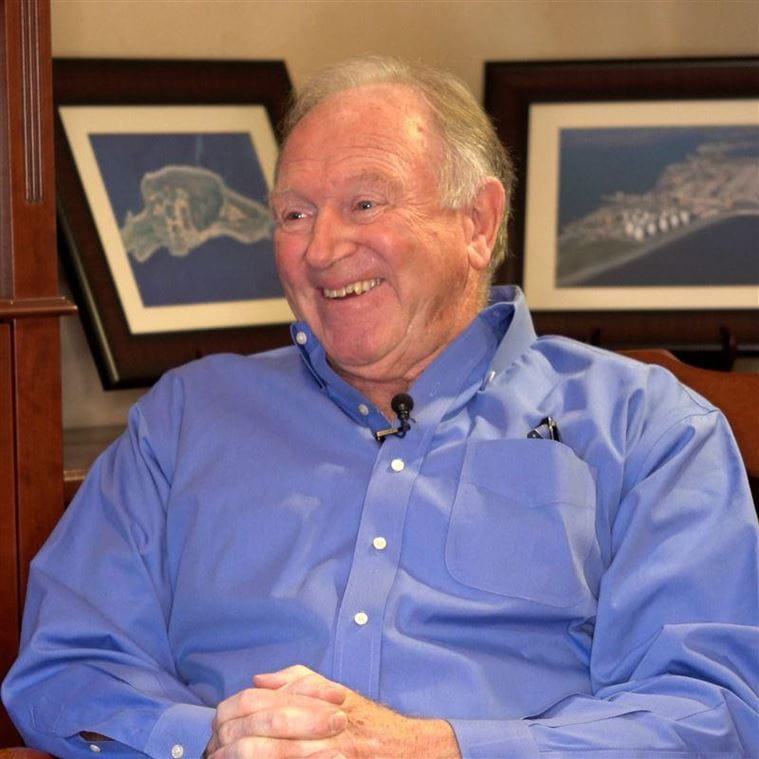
[374,393,414,443]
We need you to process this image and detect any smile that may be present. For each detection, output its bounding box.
[322,278,382,299]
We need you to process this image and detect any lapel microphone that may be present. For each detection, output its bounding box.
[374,393,415,442]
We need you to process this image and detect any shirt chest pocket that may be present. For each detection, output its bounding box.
[445,439,598,607]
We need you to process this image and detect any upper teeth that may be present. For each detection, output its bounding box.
[323,278,382,299]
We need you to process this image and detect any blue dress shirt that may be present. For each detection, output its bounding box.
[3,287,758,758]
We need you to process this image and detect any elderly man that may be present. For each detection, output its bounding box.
[3,57,758,759]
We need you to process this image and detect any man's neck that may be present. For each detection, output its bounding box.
[328,282,491,420]
[333,369,415,422]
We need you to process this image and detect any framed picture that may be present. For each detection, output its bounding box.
[54,58,294,388]
[485,58,759,355]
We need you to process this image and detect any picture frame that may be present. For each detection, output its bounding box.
[485,57,759,356]
[54,58,294,388]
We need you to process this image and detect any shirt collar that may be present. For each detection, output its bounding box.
[290,285,537,432]
[486,285,537,376]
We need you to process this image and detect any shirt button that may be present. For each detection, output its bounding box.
[171,745,185,759]
[372,536,387,550]
[295,331,308,345]
[354,611,369,625]
[358,403,370,416]
[390,458,405,472]
[88,746,101,754]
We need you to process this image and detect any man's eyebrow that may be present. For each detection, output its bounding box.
[348,171,402,192]
[269,187,306,205]
[270,172,402,203]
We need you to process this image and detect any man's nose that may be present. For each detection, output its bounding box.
[304,207,356,270]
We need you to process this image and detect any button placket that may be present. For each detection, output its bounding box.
[332,445,418,697]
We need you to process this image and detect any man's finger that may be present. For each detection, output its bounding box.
[207,735,334,759]
[215,705,347,744]
[215,686,341,725]
[254,671,347,705]
[256,663,314,687]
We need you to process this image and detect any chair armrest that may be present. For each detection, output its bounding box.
[0,750,55,758]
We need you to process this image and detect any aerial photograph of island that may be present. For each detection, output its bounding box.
[89,131,282,309]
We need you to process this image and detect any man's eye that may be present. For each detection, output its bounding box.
[356,200,376,211]
[277,209,311,229]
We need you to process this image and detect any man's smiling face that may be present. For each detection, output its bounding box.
[271,83,489,388]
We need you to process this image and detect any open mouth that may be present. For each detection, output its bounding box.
[323,277,382,299]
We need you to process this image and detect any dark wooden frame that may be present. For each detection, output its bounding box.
[54,58,293,389]
[485,57,759,359]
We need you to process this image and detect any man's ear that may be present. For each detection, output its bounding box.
[465,178,507,272]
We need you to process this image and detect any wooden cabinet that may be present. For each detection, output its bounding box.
[0,0,75,746]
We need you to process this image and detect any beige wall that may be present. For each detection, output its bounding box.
[53,0,759,427]
[52,0,759,99]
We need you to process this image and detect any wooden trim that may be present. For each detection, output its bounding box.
[5,0,56,299]
[15,317,64,605]
[0,3,11,296]
[0,296,77,320]
[0,0,58,746]
[0,326,20,736]
[20,0,42,204]
[63,469,86,506]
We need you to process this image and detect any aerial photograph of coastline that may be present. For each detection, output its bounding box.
[555,125,759,288]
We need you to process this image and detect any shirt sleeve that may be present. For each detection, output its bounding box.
[450,390,759,757]
[1,375,215,758]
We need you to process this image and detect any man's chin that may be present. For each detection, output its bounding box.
[325,344,399,381]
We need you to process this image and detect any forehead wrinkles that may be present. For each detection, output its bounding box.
[276,126,435,200]
[276,86,440,193]
[274,157,404,200]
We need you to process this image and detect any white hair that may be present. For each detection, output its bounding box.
[278,56,514,271]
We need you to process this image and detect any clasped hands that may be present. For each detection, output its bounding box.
[204,664,460,759]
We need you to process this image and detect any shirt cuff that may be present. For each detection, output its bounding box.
[143,702,215,759]
[448,718,538,759]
